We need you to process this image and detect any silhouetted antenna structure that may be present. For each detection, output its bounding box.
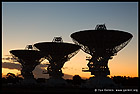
[95,24,107,30]
[34,37,80,79]
[70,24,133,88]
[9,45,44,84]
[52,36,63,43]
[25,44,39,51]
[25,45,33,50]
[71,24,133,77]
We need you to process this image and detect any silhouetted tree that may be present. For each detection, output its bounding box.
[72,75,82,85]
[3,73,23,84]
[111,76,138,88]
[5,73,17,84]
[6,73,16,78]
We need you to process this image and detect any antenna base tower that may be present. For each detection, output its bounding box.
[87,56,111,77]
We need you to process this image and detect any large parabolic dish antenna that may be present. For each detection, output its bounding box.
[70,24,133,88]
[71,24,133,76]
[34,37,80,78]
[9,45,44,84]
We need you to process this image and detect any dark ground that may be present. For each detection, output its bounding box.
[1,84,139,93]
[1,74,139,93]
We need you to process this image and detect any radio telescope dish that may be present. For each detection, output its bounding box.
[70,24,133,88]
[9,45,44,84]
[34,37,80,86]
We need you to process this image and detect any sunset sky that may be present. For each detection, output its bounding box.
[2,2,138,79]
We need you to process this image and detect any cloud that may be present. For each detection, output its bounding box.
[2,62,73,79]
[33,65,49,79]
[2,62,21,70]
[63,73,73,79]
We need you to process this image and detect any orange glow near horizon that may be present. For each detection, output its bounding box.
[2,68,21,77]
[2,49,138,79]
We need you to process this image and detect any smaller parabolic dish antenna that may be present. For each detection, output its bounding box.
[34,37,80,82]
[9,45,44,84]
